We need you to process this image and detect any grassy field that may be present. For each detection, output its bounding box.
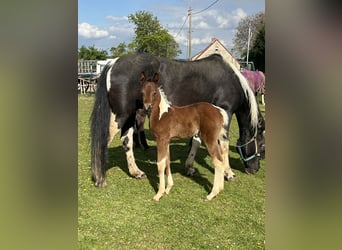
[78,94,265,249]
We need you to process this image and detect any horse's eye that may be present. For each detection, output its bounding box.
[153,92,157,97]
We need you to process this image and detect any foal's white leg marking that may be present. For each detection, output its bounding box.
[222,140,236,180]
[106,57,119,92]
[165,147,173,195]
[153,157,167,201]
[206,157,225,201]
[108,112,120,146]
[121,127,146,178]
[185,136,201,176]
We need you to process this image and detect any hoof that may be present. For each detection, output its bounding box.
[153,195,161,201]
[94,180,107,187]
[186,168,198,177]
[225,174,237,182]
[134,172,147,179]
[245,168,257,174]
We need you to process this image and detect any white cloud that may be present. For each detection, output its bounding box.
[78,22,109,39]
[106,16,128,22]
[232,8,247,24]
[197,21,210,29]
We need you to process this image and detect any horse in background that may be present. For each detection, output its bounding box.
[140,72,235,201]
[241,70,266,105]
[91,53,265,187]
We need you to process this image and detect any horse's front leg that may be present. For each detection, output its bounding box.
[165,145,173,195]
[185,135,201,176]
[153,141,168,201]
[121,127,146,179]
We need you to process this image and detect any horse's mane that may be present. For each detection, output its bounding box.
[223,57,259,129]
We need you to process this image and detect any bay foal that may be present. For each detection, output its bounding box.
[140,72,234,201]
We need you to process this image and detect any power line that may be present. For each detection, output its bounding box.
[175,0,219,38]
[174,15,188,38]
[193,0,219,15]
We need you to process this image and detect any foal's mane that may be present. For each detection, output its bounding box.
[158,87,172,106]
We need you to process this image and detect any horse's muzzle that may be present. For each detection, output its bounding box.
[144,104,151,115]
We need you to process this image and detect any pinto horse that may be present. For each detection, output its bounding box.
[241,70,266,105]
[141,72,235,201]
[90,53,265,187]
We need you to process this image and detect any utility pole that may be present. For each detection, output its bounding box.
[188,7,192,61]
[246,25,252,69]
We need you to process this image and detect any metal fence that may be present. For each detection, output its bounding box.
[78,60,98,94]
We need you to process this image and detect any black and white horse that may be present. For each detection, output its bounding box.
[90,53,265,187]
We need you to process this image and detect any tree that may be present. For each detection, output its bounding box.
[78,45,108,60]
[232,12,265,63]
[109,42,130,58]
[248,22,265,71]
[127,11,181,58]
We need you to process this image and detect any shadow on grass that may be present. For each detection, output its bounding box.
[107,138,247,194]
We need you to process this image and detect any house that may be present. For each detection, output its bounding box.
[191,38,240,70]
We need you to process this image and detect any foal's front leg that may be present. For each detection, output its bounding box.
[153,142,168,201]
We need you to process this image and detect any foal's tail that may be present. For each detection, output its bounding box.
[217,107,229,141]
[90,61,115,187]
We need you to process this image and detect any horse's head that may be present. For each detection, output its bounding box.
[140,72,159,113]
[237,113,265,174]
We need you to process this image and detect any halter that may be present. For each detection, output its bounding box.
[236,129,260,162]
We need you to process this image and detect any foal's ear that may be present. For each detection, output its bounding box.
[153,73,159,83]
[140,72,146,84]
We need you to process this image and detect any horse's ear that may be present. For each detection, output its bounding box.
[153,73,159,83]
[140,72,146,84]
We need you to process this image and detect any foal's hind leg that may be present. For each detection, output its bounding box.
[206,156,225,201]
[164,145,174,195]
[221,140,236,181]
[185,135,201,176]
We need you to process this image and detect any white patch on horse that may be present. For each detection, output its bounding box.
[158,87,171,120]
[106,57,119,92]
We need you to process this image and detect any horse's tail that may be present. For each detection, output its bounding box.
[226,64,259,129]
[90,59,116,186]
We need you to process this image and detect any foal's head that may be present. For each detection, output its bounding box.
[140,72,160,112]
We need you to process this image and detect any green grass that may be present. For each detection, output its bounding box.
[78,94,265,249]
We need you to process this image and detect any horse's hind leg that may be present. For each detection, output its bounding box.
[165,145,173,195]
[185,135,201,176]
[121,127,146,179]
[206,156,225,201]
[108,112,120,146]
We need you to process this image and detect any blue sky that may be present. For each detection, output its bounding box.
[78,0,264,59]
